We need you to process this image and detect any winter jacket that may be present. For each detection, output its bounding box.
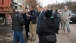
[29,10,37,24]
[12,12,25,31]
[36,18,57,43]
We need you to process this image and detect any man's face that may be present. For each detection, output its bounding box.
[37,7,41,12]
[64,7,68,11]
[44,6,48,11]
[29,7,33,11]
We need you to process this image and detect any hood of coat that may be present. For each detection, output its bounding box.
[44,18,55,28]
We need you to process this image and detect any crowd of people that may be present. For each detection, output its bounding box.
[11,5,72,43]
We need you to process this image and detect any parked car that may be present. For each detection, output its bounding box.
[70,12,76,23]
[74,12,76,14]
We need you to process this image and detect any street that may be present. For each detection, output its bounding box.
[0,24,76,43]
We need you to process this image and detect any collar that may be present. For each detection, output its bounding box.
[64,10,69,12]
[40,9,43,13]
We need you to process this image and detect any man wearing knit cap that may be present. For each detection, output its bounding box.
[62,6,72,37]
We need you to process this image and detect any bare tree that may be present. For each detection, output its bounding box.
[51,1,76,12]
[26,0,38,9]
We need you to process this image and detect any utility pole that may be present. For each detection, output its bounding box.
[69,0,72,2]
[56,0,57,4]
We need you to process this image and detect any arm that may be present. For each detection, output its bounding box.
[30,11,37,19]
[17,14,25,25]
[68,11,72,19]
[60,12,63,18]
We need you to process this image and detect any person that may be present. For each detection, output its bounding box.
[62,6,72,37]
[59,9,63,30]
[23,8,30,39]
[37,6,45,28]
[36,10,57,43]
[8,14,12,26]
[26,6,37,41]
[53,9,61,34]
[43,6,48,12]
[37,6,45,43]
[12,9,25,43]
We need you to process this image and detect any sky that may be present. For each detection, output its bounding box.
[38,0,76,7]
[39,0,64,6]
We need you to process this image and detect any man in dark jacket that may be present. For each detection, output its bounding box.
[36,10,57,43]
[12,10,25,43]
[53,9,61,34]
[23,8,30,39]
[26,6,37,41]
[37,5,45,43]
[37,6,45,28]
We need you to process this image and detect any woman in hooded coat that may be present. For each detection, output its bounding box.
[36,10,57,43]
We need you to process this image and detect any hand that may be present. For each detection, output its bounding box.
[26,14,30,17]
[66,18,68,20]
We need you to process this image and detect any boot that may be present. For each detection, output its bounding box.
[68,33,71,37]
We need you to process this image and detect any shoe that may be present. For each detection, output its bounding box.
[56,32,59,34]
[68,33,71,37]
[30,38,36,42]
[28,37,31,40]
[38,42,39,43]
[56,31,59,34]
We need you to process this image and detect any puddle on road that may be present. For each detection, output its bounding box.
[0,33,13,41]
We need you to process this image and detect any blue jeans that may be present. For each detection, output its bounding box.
[13,31,25,43]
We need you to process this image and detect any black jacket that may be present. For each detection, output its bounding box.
[36,18,56,43]
[29,10,37,24]
[12,12,25,31]
[23,12,30,24]
[53,13,61,22]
